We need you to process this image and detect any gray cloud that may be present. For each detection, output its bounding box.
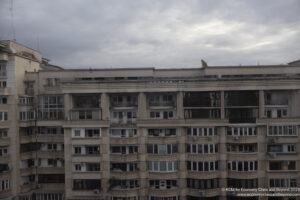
[0,0,299,68]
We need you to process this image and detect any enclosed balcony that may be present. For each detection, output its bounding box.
[69,109,101,120]
[147,93,176,107]
[110,93,138,108]
[225,91,259,123]
[184,92,221,119]
[38,95,64,120]
[72,94,101,108]
[110,110,137,124]
[264,90,297,118]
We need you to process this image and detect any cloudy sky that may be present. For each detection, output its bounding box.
[0,0,299,68]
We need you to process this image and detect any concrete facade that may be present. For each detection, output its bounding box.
[0,40,300,200]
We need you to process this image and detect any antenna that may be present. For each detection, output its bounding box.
[10,0,16,41]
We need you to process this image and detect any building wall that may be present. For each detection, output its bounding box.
[1,40,300,200]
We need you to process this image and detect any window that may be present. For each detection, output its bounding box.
[110,128,138,138]
[0,81,7,88]
[227,127,257,136]
[72,128,101,138]
[110,179,139,190]
[0,129,7,138]
[74,147,82,154]
[147,161,178,172]
[227,178,258,189]
[0,179,10,191]
[0,96,7,104]
[148,128,177,137]
[147,144,178,154]
[149,179,177,189]
[268,125,297,136]
[149,110,175,119]
[187,127,218,136]
[227,161,257,171]
[86,146,100,155]
[111,162,139,172]
[227,144,257,153]
[45,78,60,87]
[0,147,8,156]
[74,163,100,172]
[19,110,35,121]
[187,178,219,189]
[265,107,288,118]
[187,161,219,172]
[73,179,101,191]
[47,159,58,167]
[74,129,81,137]
[110,145,138,155]
[19,96,34,105]
[38,95,64,120]
[47,144,58,151]
[0,112,8,121]
[270,178,297,188]
[112,111,137,122]
[37,127,63,136]
[269,162,282,170]
[85,128,101,138]
[288,161,296,170]
[267,144,296,153]
[186,144,218,154]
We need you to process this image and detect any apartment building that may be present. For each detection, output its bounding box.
[0,40,300,200]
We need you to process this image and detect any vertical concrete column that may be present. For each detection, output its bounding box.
[257,126,267,190]
[259,90,265,118]
[295,90,300,117]
[177,91,184,120]
[138,92,147,120]
[220,91,225,119]
[101,93,110,120]
[101,127,110,198]
[10,95,20,196]
[219,127,227,199]
[178,127,187,199]
[138,127,147,200]
[63,128,72,199]
[63,93,72,120]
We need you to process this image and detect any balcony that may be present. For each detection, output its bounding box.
[72,94,101,108]
[226,108,258,124]
[184,92,221,107]
[147,93,176,108]
[69,109,101,120]
[110,94,138,108]
[264,90,296,118]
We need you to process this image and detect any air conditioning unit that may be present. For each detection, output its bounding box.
[234,136,239,140]
[199,190,205,196]
[93,189,100,194]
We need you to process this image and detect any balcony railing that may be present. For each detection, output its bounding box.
[69,109,101,120]
[229,118,256,123]
[111,102,138,107]
[148,101,175,107]
[110,118,137,124]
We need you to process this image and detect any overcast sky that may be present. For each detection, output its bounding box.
[0,0,299,68]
